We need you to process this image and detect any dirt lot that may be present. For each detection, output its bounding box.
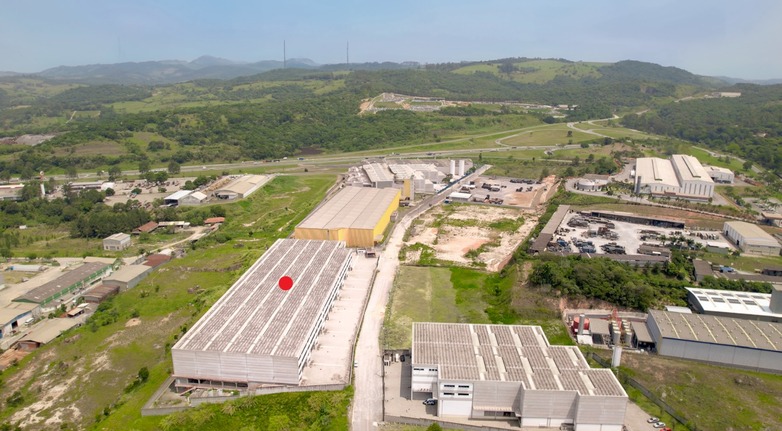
[402,204,539,272]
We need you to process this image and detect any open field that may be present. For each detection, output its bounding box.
[499,127,594,146]
[595,350,782,431]
[384,264,572,351]
[0,174,337,430]
[401,204,538,271]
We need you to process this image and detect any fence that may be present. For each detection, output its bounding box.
[587,352,698,431]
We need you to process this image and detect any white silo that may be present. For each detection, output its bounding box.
[450,160,456,176]
[458,160,465,177]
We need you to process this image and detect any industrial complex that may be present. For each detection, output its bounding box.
[172,239,353,390]
[294,186,400,248]
[411,322,627,430]
[634,154,716,201]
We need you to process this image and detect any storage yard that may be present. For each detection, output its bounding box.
[537,209,735,257]
[402,204,538,271]
[468,175,558,208]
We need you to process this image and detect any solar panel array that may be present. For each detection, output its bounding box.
[175,239,351,358]
[412,323,625,396]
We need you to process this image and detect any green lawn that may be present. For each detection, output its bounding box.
[597,351,782,431]
[384,264,572,350]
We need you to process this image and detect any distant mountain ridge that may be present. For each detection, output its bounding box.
[35,56,324,84]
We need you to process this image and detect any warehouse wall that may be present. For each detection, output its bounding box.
[519,389,577,425]
[658,338,782,374]
[574,394,627,431]
[172,350,301,386]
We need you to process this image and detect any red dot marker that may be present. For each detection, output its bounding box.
[279,276,293,291]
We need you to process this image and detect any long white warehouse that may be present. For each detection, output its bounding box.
[634,154,714,200]
[172,239,352,390]
[412,322,627,430]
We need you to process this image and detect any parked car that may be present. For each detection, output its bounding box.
[653,422,666,429]
[647,417,659,423]
[422,398,437,405]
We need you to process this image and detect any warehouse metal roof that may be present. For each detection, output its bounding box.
[14,262,110,304]
[104,265,152,284]
[649,309,782,351]
[215,174,270,197]
[104,232,130,242]
[19,318,80,345]
[412,322,625,397]
[362,163,394,184]
[671,154,713,182]
[686,287,781,319]
[632,322,654,343]
[165,190,192,201]
[297,186,400,231]
[174,239,351,358]
[635,157,679,187]
[724,221,780,247]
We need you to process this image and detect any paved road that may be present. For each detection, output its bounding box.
[350,165,491,430]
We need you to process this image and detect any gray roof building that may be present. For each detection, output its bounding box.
[412,322,627,430]
[647,309,782,373]
[14,262,110,306]
[172,239,352,388]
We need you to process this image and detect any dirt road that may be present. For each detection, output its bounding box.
[350,165,490,430]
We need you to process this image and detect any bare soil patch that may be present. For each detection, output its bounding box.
[404,204,539,271]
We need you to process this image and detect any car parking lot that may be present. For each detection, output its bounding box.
[546,212,733,256]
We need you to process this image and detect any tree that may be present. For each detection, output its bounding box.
[105,188,115,197]
[426,424,443,431]
[743,160,753,172]
[108,166,122,181]
[137,367,149,383]
[567,130,573,137]
[138,159,151,175]
[539,167,550,180]
[66,166,79,179]
[167,160,181,175]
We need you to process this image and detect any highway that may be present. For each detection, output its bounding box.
[349,165,491,430]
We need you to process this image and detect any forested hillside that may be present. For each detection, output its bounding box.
[0,59,724,178]
[621,84,782,174]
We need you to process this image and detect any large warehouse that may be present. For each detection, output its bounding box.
[294,186,400,248]
[723,221,781,256]
[14,262,111,310]
[646,310,782,374]
[634,154,714,200]
[412,323,627,430]
[172,239,352,390]
[214,174,270,200]
[687,286,782,322]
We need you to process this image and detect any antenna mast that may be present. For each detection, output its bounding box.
[283,40,287,69]
[346,41,350,66]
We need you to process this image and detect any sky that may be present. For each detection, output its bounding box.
[1,0,781,79]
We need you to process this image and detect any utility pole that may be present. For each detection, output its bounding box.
[283,40,286,69]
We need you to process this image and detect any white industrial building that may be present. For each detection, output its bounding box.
[362,163,395,188]
[172,239,352,390]
[102,265,154,290]
[634,154,714,201]
[214,175,271,200]
[179,191,207,205]
[723,221,781,256]
[102,233,131,251]
[705,166,734,184]
[646,310,782,374]
[447,192,472,203]
[164,190,192,206]
[412,323,627,430]
[687,286,782,322]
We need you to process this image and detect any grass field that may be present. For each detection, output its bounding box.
[384,264,572,350]
[0,174,337,430]
[499,127,594,146]
[595,351,782,431]
[452,60,606,84]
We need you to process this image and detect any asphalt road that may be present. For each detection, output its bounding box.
[349,165,491,430]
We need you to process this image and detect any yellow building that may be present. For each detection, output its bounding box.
[295,187,400,247]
